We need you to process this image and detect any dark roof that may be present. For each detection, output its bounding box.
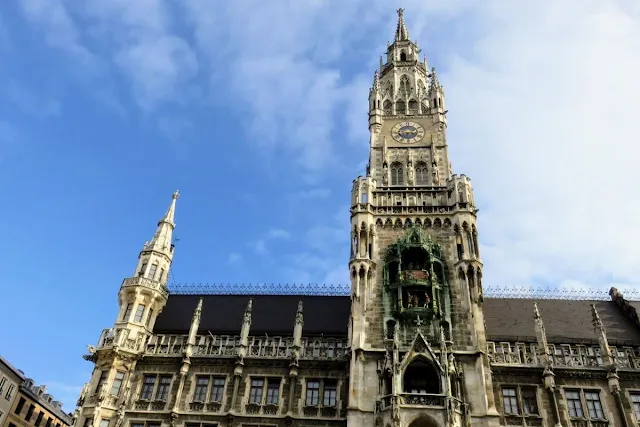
[483,299,640,345]
[154,294,351,336]
[155,295,640,345]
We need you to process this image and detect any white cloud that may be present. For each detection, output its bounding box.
[16,0,640,293]
[5,80,61,118]
[19,0,92,62]
[81,0,199,110]
[251,228,291,255]
[227,252,242,265]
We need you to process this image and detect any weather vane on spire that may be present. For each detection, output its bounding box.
[397,8,404,17]
[172,190,180,200]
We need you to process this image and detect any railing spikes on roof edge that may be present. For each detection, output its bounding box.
[167,283,640,301]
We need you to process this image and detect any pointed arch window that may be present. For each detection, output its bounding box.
[408,99,418,113]
[400,50,407,61]
[395,100,406,114]
[399,75,410,93]
[403,359,440,394]
[390,162,404,186]
[415,162,428,185]
[383,100,392,114]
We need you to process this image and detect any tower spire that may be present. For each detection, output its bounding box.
[395,8,410,42]
[147,190,179,254]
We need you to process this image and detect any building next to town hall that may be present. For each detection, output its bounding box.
[71,8,640,427]
[1,355,72,427]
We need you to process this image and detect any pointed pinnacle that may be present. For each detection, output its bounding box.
[395,8,410,42]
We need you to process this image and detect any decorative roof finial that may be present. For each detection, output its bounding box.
[395,8,410,42]
[295,300,304,325]
[172,190,180,200]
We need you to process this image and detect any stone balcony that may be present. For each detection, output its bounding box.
[487,341,640,370]
[144,333,348,362]
[120,277,168,299]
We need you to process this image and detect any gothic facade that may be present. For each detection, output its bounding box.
[73,9,640,427]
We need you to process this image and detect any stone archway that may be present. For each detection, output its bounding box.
[407,413,440,427]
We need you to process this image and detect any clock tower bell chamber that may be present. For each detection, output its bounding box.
[348,8,498,427]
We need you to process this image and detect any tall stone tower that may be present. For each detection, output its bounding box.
[348,9,498,427]
[75,192,179,427]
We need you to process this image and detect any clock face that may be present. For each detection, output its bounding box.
[391,121,425,143]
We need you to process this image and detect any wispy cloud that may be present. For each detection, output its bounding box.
[251,228,291,255]
[19,0,93,63]
[5,80,61,118]
[227,252,242,265]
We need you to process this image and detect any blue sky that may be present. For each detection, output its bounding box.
[1,0,640,413]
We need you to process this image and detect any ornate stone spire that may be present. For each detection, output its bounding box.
[395,8,410,42]
[187,298,203,346]
[147,190,179,254]
[430,67,441,90]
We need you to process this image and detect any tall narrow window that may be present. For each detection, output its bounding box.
[323,380,337,407]
[390,162,404,186]
[159,268,165,282]
[566,390,583,418]
[122,304,133,322]
[194,377,209,402]
[140,375,156,400]
[502,388,519,415]
[415,162,428,185]
[26,404,35,421]
[249,379,264,404]
[133,304,146,323]
[631,393,640,420]
[521,388,538,415]
[155,375,172,401]
[305,380,320,406]
[585,391,604,419]
[5,384,14,400]
[265,379,280,405]
[45,418,52,427]
[110,372,125,396]
[96,370,108,393]
[146,309,154,327]
[34,412,44,427]
[0,377,5,394]
[210,378,225,403]
[139,262,147,276]
[148,263,158,280]
[14,397,25,414]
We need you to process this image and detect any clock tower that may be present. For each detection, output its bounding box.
[348,8,499,427]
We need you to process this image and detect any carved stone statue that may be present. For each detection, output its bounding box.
[382,163,389,185]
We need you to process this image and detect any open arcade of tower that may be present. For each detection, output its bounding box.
[72,8,640,427]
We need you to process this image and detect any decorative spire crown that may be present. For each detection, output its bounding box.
[395,8,410,42]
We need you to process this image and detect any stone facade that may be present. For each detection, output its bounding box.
[0,356,24,426]
[72,8,640,427]
[0,358,72,427]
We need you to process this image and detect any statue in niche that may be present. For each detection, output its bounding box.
[407,293,419,308]
[423,292,431,308]
[382,163,389,185]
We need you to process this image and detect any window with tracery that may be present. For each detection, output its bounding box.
[415,162,428,185]
[390,163,404,185]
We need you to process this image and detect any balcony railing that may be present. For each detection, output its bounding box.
[503,415,543,426]
[121,277,168,299]
[97,328,147,352]
[302,405,339,418]
[134,400,167,411]
[400,393,445,407]
[145,334,348,361]
[488,341,640,370]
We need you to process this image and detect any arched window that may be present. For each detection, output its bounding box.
[399,75,410,93]
[395,100,406,114]
[408,99,418,112]
[390,162,404,186]
[415,162,428,185]
[404,359,440,394]
[383,100,392,113]
[400,50,407,61]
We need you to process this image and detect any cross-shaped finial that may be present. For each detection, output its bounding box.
[415,315,423,328]
[397,8,405,17]
[172,190,180,200]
